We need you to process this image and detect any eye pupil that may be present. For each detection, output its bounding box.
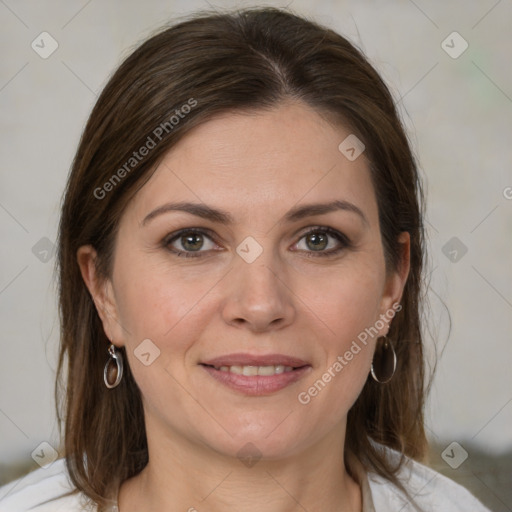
[306,232,328,251]
[182,233,203,251]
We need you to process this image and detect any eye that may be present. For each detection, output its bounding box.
[164,229,219,258]
[163,226,351,259]
[293,227,351,257]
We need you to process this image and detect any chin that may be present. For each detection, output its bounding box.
[199,417,308,461]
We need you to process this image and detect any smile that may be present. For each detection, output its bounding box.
[199,355,312,395]
[211,364,295,375]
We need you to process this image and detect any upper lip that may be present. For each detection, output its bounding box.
[201,353,310,368]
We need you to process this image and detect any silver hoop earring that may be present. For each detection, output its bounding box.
[104,343,123,388]
[370,336,396,384]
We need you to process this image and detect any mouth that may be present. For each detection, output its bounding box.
[201,363,300,376]
[199,353,312,395]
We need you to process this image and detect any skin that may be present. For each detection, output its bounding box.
[78,100,410,512]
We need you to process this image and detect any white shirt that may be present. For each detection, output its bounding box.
[0,446,492,512]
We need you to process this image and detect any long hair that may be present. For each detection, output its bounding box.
[56,7,428,509]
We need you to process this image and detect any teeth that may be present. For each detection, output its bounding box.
[257,366,275,376]
[243,366,258,376]
[215,365,296,375]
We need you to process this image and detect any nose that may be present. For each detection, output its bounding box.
[221,254,296,333]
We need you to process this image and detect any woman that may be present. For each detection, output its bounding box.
[0,7,491,512]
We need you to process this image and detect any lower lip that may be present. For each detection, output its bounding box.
[200,365,311,395]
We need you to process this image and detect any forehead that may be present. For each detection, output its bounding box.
[126,101,379,228]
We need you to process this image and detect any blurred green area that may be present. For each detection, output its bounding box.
[1,442,510,510]
[426,441,511,512]
[0,458,36,488]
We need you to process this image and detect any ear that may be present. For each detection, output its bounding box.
[77,245,125,346]
[377,232,410,335]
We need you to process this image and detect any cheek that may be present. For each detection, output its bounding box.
[295,262,384,415]
[112,252,211,344]
[306,259,385,343]
[112,263,217,426]
[110,257,225,400]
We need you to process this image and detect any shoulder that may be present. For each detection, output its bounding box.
[0,458,94,512]
[367,444,491,512]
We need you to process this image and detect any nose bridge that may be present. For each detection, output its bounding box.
[221,237,295,331]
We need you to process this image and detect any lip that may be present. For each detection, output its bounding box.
[201,353,310,368]
[201,365,311,396]
[199,353,312,396]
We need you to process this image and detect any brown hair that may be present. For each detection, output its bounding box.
[56,6,429,509]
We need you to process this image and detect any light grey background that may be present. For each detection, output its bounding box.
[1,0,511,483]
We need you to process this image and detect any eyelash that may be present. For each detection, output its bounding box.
[163,226,352,259]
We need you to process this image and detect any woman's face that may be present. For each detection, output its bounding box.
[81,101,409,461]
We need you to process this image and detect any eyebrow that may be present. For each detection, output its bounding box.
[142,199,368,227]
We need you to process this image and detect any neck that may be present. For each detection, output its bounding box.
[118,420,361,512]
